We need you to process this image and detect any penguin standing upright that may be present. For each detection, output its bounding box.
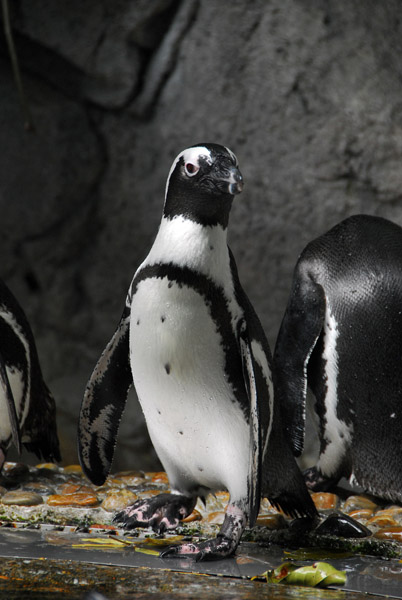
[274,214,402,503]
[0,278,60,469]
[78,143,316,560]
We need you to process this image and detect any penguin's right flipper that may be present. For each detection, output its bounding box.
[274,266,326,456]
[0,350,21,454]
[78,302,133,486]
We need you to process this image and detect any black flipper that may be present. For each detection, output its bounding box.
[78,299,132,486]
[274,265,326,456]
[238,320,262,527]
[0,350,21,454]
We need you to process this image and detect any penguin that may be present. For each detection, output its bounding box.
[78,143,316,560]
[274,214,402,504]
[0,278,61,469]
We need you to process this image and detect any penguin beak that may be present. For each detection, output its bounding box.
[213,165,244,195]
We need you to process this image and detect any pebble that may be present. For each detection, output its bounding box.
[63,465,84,475]
[150,472,169,485]
[1,491,43,506]
[256,514,287,529]
[367,514,398,528]
[101,489,138,512]
[343,495,378,512]
[1,462,29,481]
[311,492,339,510]
[112,471,147,487]
[348,508,374,521]
[47,492,100,507]
[374,526,402,542]
[57,483,94,495]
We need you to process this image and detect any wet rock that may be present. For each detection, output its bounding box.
[137,489,164,500]
[367,514,399,528]
[348,508,374,521]
[374,526,402,542]
[113,471,147,487]
[315,512,372,538]
[343,495,378,512]
[256,514,288,529]
[23,482,56,496]
[1,463,30,483]
[1,491,43,506]
[63,465,84,475]
[150,472,169,485]
[47,492,100,507]
[311,492,339,510]
[101,489,138,513]
[57,483,95,495]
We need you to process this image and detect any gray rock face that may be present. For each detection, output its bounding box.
[1,0,402,470]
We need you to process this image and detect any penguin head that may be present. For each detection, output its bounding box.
[164,143,244,227]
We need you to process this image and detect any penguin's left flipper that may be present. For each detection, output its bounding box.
[0,350,21,455]
[274,268,326,456]
[160,503,246,561]
[78,302,133,486]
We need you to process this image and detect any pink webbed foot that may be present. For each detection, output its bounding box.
[160,502,247,561]
[113,492,196,534]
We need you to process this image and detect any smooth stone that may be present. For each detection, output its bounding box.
[1,463,29,480]
[150,472,169,485]
[374,526,402,541]
[23,482,56,496]
[1,490,43,506]
[256,514,287,529]
[343,495,378,512]
[311,492,339,510]
[63,465,84,475]
[101,489,138,512]
[47,492,99,507]
[57,483,94,495]
[112,471,147,486]
[315,512,371,538]
[347,508,374,520]
[367,514,398,528]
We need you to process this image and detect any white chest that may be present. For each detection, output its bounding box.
[129,276,249,498]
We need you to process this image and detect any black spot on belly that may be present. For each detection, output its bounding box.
[165,363,171,375]
[157,409,161,415]
[179,431,183,435]
[198,467,204,472]
[136,318,140,326]
[161,316,166,323]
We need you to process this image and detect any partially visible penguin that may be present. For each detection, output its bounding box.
[0,278,60,469]
[274,214,402,503]
[78,143,316,560]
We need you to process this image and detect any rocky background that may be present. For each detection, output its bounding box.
[1,0,402,469]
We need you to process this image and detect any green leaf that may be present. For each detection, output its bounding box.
[254,561,346,588]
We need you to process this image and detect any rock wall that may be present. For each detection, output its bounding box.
[1,0,402,468]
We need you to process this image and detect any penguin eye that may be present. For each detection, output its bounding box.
[184,162,199,177]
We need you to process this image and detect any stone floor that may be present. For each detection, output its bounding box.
[1,462,402,599]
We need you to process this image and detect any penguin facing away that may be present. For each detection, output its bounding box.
[274,214,402,503]
[78,143,316,560]
[0,278,61,469]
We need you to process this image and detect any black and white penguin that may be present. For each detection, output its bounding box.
[274,214,402,503]
[0,278,61,469]
[78,143,316,560]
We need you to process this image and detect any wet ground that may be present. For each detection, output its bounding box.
[1,462,402,599]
